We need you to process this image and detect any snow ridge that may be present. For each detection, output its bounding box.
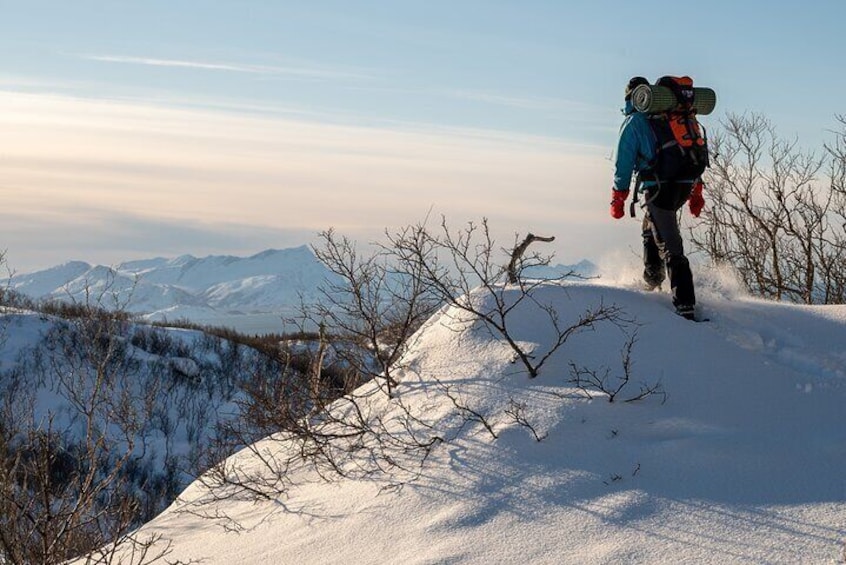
[110,280,846,565]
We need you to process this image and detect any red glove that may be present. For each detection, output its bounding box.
[689,180,705,217]
[610,189,629,219]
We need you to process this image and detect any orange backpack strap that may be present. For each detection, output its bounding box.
[667,111,706,149]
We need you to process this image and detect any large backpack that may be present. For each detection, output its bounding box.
[642,76,710,182]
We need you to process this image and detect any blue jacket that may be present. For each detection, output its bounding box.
[613,100,656,192]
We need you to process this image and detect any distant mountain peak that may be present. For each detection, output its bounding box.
[8,247,333,321]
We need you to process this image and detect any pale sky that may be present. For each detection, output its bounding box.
[2,1,845,272]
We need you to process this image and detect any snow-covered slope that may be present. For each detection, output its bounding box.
[9,260,93,298]
[113,278,846,564]
[9,247,335,320]
[0,307,282,531]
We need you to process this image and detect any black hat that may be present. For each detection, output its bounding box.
[625,76,649,100]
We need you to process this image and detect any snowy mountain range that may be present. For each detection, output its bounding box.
[9,248,597,329]
[8,246,335,323]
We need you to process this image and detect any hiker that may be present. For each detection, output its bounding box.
[610,75,706,320]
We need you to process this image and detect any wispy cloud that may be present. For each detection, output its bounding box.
[78,54,371,81]
[0,90,614,272]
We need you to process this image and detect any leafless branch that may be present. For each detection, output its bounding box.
[507,233,555,284]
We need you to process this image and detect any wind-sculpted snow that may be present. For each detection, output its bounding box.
[101,280,846,564]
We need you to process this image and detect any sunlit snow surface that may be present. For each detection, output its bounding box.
[75,272,846,564]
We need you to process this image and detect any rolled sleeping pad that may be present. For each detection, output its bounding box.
[631,84,717,115]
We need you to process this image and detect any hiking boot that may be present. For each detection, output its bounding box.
[675,304,695,320]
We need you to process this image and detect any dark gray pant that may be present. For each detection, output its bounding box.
[642,183,695,308]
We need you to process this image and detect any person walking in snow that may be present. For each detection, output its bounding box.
[610,75,705,320]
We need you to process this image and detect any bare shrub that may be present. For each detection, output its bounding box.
[691,112,846,303]
[386,217,624,378]
[0,267,259,564]
[0,293,167,563]
[568,331,666,404]
[186,217,636,532]
[300,228,443,399]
